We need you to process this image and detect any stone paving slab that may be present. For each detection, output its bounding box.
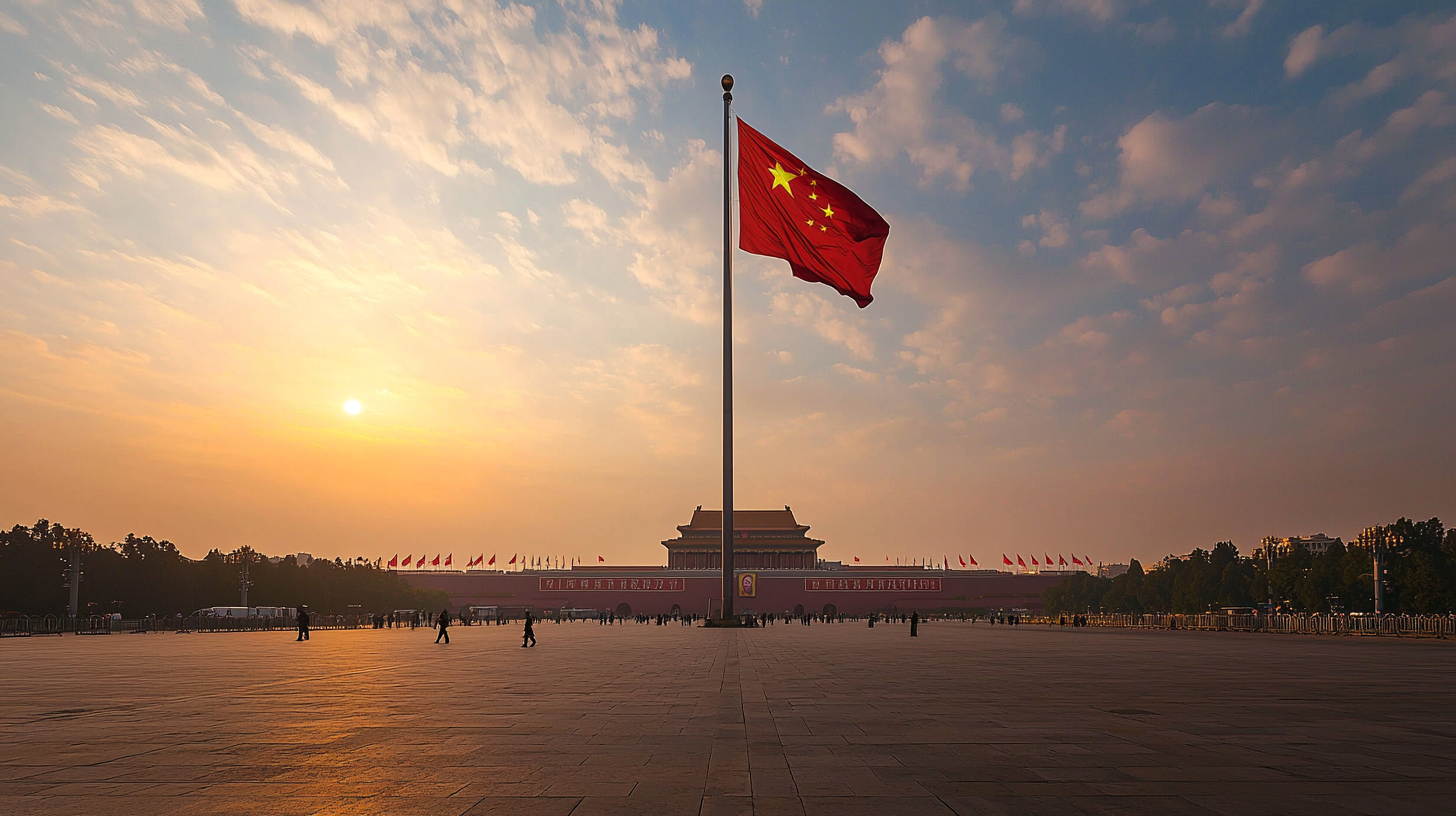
[3,621,1455,814]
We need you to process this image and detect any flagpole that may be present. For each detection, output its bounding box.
[720,73,735,621]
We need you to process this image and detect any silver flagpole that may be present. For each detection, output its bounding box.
[720,74,735,621]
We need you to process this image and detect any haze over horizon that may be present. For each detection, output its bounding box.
[2,1,1453,567]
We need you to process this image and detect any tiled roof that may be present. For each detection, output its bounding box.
[682,508,807,531]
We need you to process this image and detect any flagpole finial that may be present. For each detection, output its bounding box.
[721,74,733,101]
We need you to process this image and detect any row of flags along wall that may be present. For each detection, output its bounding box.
[386,554,608,570]
[848,554,1095,572]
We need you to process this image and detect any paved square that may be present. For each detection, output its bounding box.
[3,621,1454,815]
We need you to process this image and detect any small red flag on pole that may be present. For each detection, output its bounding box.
[968,555,978,566]
[598,555,605,563]
[388,555,398,568]
[1002,554,1013,566]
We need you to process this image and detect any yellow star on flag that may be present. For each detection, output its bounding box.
[822,204,834,219]
[768,163,796,196]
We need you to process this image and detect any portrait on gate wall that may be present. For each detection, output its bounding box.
[738,572,757,598]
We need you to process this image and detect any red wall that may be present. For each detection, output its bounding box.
[404,568,1072,616]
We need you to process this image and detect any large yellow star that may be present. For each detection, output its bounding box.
[768,162,796,196]
[821,203,834,219]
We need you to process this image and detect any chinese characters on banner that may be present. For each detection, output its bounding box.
[539,577,686,592]
[804,578,943,592]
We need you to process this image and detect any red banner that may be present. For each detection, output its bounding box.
[805,577,942,592]
[539,577,685,592]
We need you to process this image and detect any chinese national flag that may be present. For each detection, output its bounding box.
[401,555,412,568]
[1002,554,1012,566]
[968,555,978,566]
[1032,556,1040,566]
[445,554,452,567]
[388,555,398,568]
[1059,555,1067,566]
[853,556,860,563]
[1017,555,1027,568]
[958,555,966,567]
[737,119,890,308]
[488,554,496,566]
[1071,555,1083,565]
[431,555,440,567]
[597,555,605,563]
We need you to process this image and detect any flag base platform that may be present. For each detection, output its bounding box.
[701,616,758,628]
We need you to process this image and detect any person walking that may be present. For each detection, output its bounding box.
[522,612,536,648]
[910,610,919,638]
[435,607,451,644]
[296,606,310,641]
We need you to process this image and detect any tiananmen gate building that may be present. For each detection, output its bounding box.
[404,507,1075,617]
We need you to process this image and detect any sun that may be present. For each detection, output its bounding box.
[343,399,362,415]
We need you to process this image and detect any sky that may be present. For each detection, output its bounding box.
[1,0,1454,568]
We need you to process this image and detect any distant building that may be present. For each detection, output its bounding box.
[1255,534,1341,559]
[1098,563,1129,579]
[661,506,824,570]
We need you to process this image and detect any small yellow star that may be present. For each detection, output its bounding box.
[819,225,827,232]
[805,218,814,226]
[809,192,818,201]
[821,204,834,219]
[809,179,817,186]
[798,167,807,176]
[768,162,796,196]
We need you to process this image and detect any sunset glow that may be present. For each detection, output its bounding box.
[0,2,1451,566]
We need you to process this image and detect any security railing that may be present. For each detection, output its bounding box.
[0,612,381,636]
[1051,612,1456,638]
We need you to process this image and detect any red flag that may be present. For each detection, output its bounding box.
[943,555,949,570]
[1032,555,1039,566]
[417,555,426,568]
[1071,555,1083,565]
[445,554,452,567]
[968,555,978,566]
[1059,555,1067,566]
[508,554,516,565]
[1017,555,1027,568]
[737,119,890,307]
[1085,554,1093,565]
[958,555,966,567]
[401,554,412,568]
[1044,553,1053,565]
[597,555,605,563]
[853,556,860,563]
[1002,554,1013,566]
[431,554,440,567]
[388,555,398,568]
[488,554,496,565]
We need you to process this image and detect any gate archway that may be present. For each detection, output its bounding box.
[615,603,632,617]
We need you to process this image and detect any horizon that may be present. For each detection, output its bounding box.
[2,1,1454,568]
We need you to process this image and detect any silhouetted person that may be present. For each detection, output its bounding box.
[296,607,310,641]
[522,612,536,647]
[436,607,450,644]
[910,610,919,637]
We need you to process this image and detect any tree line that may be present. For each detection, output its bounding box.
[0,520,448,617]
[1044,517,1456,615]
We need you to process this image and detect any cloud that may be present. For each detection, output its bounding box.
[623,140,721,322]
[232,0,690,185]
[770,289,876,360]
[1081,104,1270,218]
[827,15,1021,191]
[1012,0,1122,26]
[1220,0,1263,40]
[129,0,204,30]
[744,0,764,19]
[1303,223,1456,295]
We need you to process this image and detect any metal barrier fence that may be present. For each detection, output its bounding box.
[1036,612,1455,638]
[1,613,380,636]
